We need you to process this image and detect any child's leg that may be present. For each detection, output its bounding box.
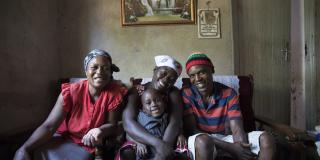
[120,147,136,160]
[115,141,136,160]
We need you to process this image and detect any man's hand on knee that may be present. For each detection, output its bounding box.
[230,142,257,160]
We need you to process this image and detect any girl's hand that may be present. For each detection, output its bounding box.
[136,143,148,158]
[82,128,103,147]
[176,134,187,148]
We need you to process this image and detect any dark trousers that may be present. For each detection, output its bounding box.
[33,134,94,160]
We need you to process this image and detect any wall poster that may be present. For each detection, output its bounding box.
[198,8,221,38]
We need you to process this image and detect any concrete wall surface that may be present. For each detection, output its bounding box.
[58,0,235,83]
[0,0,60,135]
[0,0,234,135]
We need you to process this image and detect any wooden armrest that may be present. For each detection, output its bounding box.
[130,77,142,86]
[255,115,314,142]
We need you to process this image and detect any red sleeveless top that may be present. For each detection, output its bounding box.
[56,80,128,153]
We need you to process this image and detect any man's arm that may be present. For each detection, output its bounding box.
[210,135,255,160]
[183,114,237,150]
[183,111,254,160]
[101,100,125,136]
[220,119,255,160]
[82,94,126,147]
[162,88,183,145]
[222,89,255,160]
[230,119,249,143]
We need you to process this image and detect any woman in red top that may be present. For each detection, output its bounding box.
[14,49,128,160]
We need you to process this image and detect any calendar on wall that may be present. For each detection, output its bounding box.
[198,8,221,38]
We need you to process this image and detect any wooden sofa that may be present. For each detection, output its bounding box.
[2,76,317,160]
[130,75,319,160]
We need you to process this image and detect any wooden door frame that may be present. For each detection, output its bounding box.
[290,0,306,130]
[231,0,240,75]
[231,0,307,130]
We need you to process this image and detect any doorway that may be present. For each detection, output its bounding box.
[232,0,291,124]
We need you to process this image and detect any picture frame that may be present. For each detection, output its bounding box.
[121,0,196,26]
[198,8,221,38]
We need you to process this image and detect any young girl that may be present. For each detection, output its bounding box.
[117,87,189,160]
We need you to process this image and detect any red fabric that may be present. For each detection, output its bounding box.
[56,80,128,153]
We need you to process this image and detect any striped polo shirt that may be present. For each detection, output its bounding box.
[182,82,242,134]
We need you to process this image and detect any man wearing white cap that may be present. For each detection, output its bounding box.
[122,55,185,160]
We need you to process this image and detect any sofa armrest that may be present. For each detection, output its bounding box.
[255,115,314,142]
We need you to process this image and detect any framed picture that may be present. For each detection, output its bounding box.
[198,8,221,38]
[121,0,196,26]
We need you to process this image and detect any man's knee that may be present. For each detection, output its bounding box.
[259,132,275,149]
[195,134,214,151]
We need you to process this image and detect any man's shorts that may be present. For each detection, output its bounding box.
[187,131,263,160]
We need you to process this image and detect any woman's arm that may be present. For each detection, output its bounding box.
[100,102,123,136]
[183,114,203,136]
[123,88,174,159]
[82,96,125,147]
[162,88,183,145]
[14,93,67,160]
[122,88,161,146]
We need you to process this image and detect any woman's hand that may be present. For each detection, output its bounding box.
[230,142,256,160]
[176,134,187,149]
[81,128,103,147]
[14,147,31,160]
[136,142,148,158]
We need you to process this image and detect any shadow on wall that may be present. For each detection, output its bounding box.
[0,0,62,158]
[58,0,92,78]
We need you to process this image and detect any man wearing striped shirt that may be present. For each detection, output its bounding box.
[182,53,275,160]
